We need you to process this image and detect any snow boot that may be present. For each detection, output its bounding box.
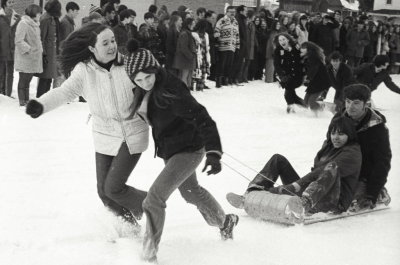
[226,192,245,209]
[220,214,239,240]
[121,208,141,236]
[377,187,391,206]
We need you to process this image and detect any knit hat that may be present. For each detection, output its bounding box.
[89,4,101,14]
[125,39,160,80]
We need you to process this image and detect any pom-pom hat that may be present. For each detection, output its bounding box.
[125,39,160,81]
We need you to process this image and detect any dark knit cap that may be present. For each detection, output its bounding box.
[124,39,160,80]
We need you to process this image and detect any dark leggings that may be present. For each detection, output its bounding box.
[17,72,34,105]
[95,142,147,218]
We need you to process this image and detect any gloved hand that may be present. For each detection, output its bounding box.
[202,153,221,175]
[26,100,44,118]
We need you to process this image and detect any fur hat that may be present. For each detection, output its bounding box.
[125,39,160,80]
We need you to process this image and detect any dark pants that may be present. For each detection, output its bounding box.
[0,60,14,96]
[95,142,147,218]
[17,72,34,105]
[248,154,340,213]
[284,89,305,106]
[304,91,324,111]
[216,50,234,78]
[36,78,52,98]
[230,50,245,81]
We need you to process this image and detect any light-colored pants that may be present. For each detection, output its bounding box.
[142,148,226,260]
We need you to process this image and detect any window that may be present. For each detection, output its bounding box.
[387,0,392,4]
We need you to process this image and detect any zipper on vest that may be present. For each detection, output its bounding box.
[108,72,128,144]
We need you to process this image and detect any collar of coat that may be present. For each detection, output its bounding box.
[345,107,387,133]
[21,15,40,28]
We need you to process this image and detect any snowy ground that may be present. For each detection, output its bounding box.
[1,74,399,265]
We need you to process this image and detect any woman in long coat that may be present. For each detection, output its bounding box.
[14,4,43,106]
[173,17,196,89]
[36,0,61,98]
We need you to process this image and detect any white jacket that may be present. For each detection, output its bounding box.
[38,60,149,156]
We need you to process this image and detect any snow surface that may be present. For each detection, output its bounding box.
[1,75,399,265]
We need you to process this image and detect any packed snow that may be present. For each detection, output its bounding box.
[0,75,399,265]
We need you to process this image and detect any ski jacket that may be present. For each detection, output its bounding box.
[137,71,222,160]
[37,60,149,156]
[310,141,361,211]
[353,63,400,94]
[343,109,391,202]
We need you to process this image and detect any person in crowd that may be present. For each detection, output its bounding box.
[231,5,247,85]
[102,2,117,27]
[82,11,103,25]
[365,23,379,63]
[35,0,61,97]
[116,4,127,15]
[196,7,206,21]
[243,9,257,83]
[300,41,331,113]
[214,6,239,88]
[165,14,182,74]
[59,1,79,45]
[227,116,361,215]
[279,14,289,32]
[273,33,306,113]
[353,54,400,95]
[25,22,149,229]
[125,9,138,40]
[346,20,370,67]
[287,21,298,42]
[308,13,322,42]
[253,18,268,80]
[0,0,19,97]
[310,15,339,57]
[14,4,42,106]
[113,9,136,55]
[157,5,168,19]
[265,20,280,83]
[148,4,157,17]
[389,26,400,74]
[192,19,211,91]
[204,10,217,81]
[326,51,355,112]
[339,16,352,58]
[334,84,392,211]
[172,17,196,89]
[333,10,342,51]
[124,41,239,263]
[296,15,308,45]
[137,12,165,65]
[156,14,169,61]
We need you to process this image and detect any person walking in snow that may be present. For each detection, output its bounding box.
[227,116,361,215]
[273,33,306,113]
[125,40,239,263]
[25,23,149,229]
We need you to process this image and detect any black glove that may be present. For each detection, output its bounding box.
[280,75,290,84]
[202,153,221,175]
[26,100,44,118]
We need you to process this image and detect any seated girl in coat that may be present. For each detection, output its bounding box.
[227,116,362,215]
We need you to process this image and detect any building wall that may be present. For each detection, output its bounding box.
[155,0,229,15]
[374,0,400,10]
[12,0,35,14]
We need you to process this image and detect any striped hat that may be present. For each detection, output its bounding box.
[125,39,160,80]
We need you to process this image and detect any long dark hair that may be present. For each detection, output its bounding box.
[326,116,358,146]
[193,19,208,34]
[60,23,113,76]
[273,32,297,49]
[300,41,325,64]
[44,0,62,18]
[133,67,178,109]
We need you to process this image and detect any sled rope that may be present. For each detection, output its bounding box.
[223,152,298,197]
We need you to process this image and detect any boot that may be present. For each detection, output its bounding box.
[220,214,239,240]
[216,77,221,88]
[223,77,229,86]
[226,192,245,209]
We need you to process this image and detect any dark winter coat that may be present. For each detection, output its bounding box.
[339,25,349,56]
[36,12,59,79]
[138,23,165,65]
[353,63,400,94]
[273,46,304,90]
[310,21,339,56]
[172,29,196,70]
[327,62,355,101]
[346,29,370,58]
[0,13,13,61]
[113,23,129,55]
[205,20,216,64]
[245,20,257,60]
[256,27,268,58]
[157,24,168,56]
[140,71,222,159]
[59,15,74,45]
[336,109,392,203]
[308,141,361,212]
[165,27,179,69]
[236,13,248,56]
[303,57,330,94]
